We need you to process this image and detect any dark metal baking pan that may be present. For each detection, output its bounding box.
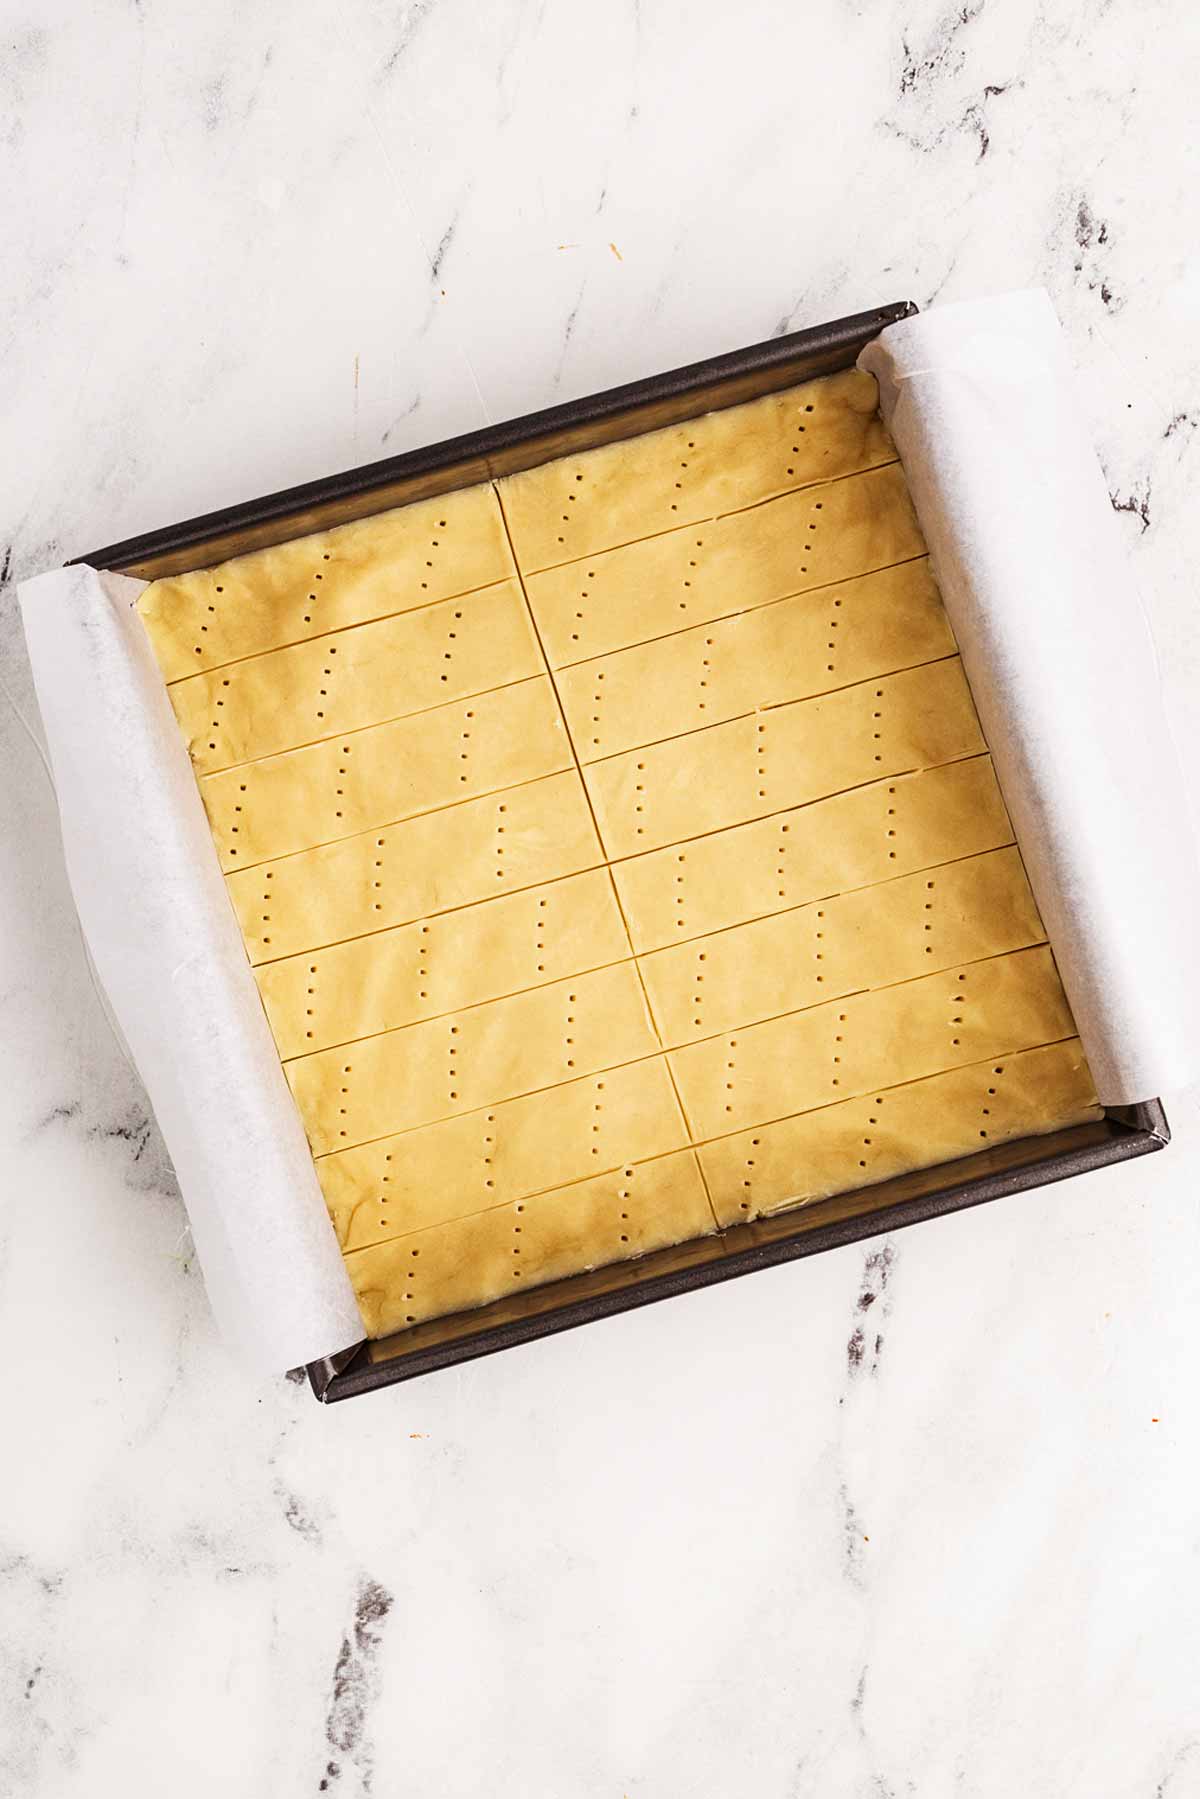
[73,301,1168,1402]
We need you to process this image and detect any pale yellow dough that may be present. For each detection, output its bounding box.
[318,1057,690,1252]
[256,867,630,1058]
[699,1037,1099,1226]
[669,945,1076,1139]
[585,656,983,859]
[286,960,662,1154]
[524,460,923,667]
[345,1148,716,1337]
[639,846,1046,1046]
[137,368,1098,1340]
[200,675,570,870]
[225,769,602,963]
[169,578,538,776]
[498,366,894,571]
[557,556,952,762]
[613,755,1014,953]
[138,482,514,681]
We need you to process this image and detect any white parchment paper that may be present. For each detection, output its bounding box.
[860,288,1200,1104]
[18,565,363,1374]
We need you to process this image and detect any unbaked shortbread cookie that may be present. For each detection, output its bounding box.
[139,483,514,681]
[498,366,895,571]
[522,460,925,667]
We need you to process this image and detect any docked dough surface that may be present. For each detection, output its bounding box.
[140,372,1100,1340]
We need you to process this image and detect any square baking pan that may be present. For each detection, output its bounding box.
[76,301,1170,1403]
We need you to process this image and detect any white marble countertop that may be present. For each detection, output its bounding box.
[4,3,1200,1793]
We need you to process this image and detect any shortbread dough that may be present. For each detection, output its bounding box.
[256,867,630,1058]
[556,556,952,761]
[225,769,602,962]
[669,946,1075,1139]
[286,960,662,1154]
[498,366,894,570]
[639,846,1045,1046]
[699,1036,1097,1226]
[199,675,570,870]
[138,368,1101,1342]
[613,754,1013,952]
[345,1148,715,1337]
[170,578,538,776]
[319,1056,691,1252]
[139,483,514,680]
[585,656,983,858]
[522,461,924,667]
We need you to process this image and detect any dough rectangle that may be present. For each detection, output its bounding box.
[640,846,1047,1047]
[226,768,603,963]
[287,960,663,1153]
[318,1057,691,1251]
[199,675,570,869]
[524,460,924,668]
[613,756,1014,953]
[169,577,540,775]
[255,867,632,1059]
[669,945,1077,1139]
[498,366,895,572]
[699,1037,1101,1226]
[557,557,952,762]
[586,656,985,859]
[136,482,515,682]
[344,1147,715,1337]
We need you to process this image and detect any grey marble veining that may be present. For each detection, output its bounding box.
[2,1,1200,1793]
